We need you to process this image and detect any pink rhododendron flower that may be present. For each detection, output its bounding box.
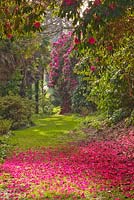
[107,45,113,51]
[94,0,101,6]
[74,37,80,45]
[90,66,96,71]
[109,3,116,10]
[33,21,41,29]
[125,193,132,198]
[88,37,96,44]
[7,33,13,39]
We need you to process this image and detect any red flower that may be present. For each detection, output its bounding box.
[74,37,80,45]
[88,37,96,45]
[64,0,75,6]
[7,33,13,39]
[94,0,101,6]
[90,66,96,71]
[107,45,113,51]
[109,3,116,10]
[33,21,41,29]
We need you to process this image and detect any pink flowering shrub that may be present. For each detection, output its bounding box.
[0,132,134,199]
[48,32,77,114]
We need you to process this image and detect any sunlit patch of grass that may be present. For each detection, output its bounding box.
[7,114,83,150]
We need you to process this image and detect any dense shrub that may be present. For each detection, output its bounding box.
[0,95,34,129]
[42,95,54,115]
[72,18,134,116]
[72,78,96,115]
[108,108,131,125]
[129,110,134,125]
[125,110,134,127]
[0,119,12,135]
[86,35,134,116]
[0,136,12,162]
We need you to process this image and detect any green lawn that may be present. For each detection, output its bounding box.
[8,114,83,149]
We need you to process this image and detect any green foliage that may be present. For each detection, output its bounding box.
[0,119,12,135]
[58,0,133,48]
[125,110,134,127]
[72,78,96,115]
[0,139,9,162]
[80,112,106,130]
[90,70,124,113]
[56,3,134,118]
[50,88,61,107]
[0,134,12,162]
[130,110,134,122]
[0,95,34,129]
[0,0,53,39]
[0,69,22,96]
[52,106,61,115]
[42,95,54,115]
[89,35,134,114]
[108,108,131,125]
[73,34,134,116]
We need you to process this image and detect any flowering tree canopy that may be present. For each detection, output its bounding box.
[59,0,133,37]
[0,0,57,40]
[1,0,133,41]
[48,32,77,113]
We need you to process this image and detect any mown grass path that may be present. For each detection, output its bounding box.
[8,114,82,149]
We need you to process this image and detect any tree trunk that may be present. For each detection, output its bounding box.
[19,75,26,97]
[60,93,72,114]
[35,79,39,114]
